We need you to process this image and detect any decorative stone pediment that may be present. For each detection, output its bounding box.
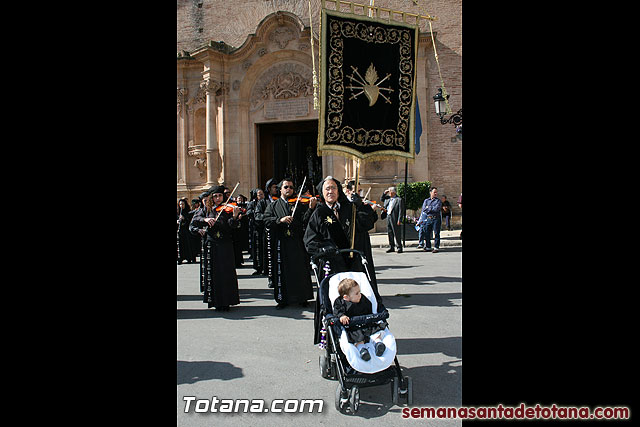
[250,62,312,110]
[269,26,295,49]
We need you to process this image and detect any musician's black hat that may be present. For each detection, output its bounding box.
[265,178,277,193]
[209,185,226,195]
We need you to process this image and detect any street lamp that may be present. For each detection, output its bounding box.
[433,88,462,135]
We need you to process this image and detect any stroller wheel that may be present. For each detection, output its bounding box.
[349,385,360,413]
[406,376,413,405]
[391,377,399,405]
[335,385,348,413]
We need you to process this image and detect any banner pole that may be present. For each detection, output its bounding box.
[403,160,408,247]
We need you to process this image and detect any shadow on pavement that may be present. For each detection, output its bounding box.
[177,360,244,385]
[177,303,315,320]
[376,275,461,286]
[381,292,462,308]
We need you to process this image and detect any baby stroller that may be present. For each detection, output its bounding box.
[311,249,413,414]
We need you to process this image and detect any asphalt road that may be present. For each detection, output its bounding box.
[177,245,462,426]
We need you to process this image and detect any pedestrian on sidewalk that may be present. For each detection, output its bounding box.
[383,187,405,253]
[420,187,442,253]
[441,195,452,231]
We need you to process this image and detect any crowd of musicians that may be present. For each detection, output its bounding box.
[176,176,400,313]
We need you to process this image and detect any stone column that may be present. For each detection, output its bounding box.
[203,79,221,187]
[177,88,189,193]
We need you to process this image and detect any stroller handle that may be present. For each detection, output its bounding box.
[311,248,366,264]
[326,309,389,328]
[344,310,389,328]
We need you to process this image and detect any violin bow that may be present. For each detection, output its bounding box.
[290,176,307,218]
[363,186,371,201]
[213,182,240,222]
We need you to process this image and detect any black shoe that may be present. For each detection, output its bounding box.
[375,342,386,356]
[359,347,371,361]
[397,248,403,253]
[386,248,395,253]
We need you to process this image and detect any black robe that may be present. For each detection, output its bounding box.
[304,199,379,295]
[254,198,272,276]
[189,207,241,309]
[264,197,314,305]
[303,198,380,344]
[177,210,198,263]
[237,204,250,252]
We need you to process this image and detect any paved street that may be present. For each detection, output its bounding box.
[177,244,462,426]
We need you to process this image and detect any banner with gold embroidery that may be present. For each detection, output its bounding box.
[318,8,418,161]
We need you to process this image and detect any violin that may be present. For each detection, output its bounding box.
[287,193,320,204]
[364,200,387,212]
[214,202,246,214]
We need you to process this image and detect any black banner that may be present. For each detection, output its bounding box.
[318,9,418,161]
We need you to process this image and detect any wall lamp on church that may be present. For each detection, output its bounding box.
[433,88,462,138]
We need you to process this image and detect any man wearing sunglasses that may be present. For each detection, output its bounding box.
[264,178,315,310]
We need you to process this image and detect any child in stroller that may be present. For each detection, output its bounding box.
[334,277,388,361]
[311,249,413,414]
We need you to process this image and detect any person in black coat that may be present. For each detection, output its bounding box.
[264,178,315,309]
[304,176,380,295]
[258,178,280,284]
[177,198,197,264]
[303,176,381,344]
[189,185,241,311]
[247,188,266,275]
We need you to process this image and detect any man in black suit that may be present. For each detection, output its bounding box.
[383,187,405,253]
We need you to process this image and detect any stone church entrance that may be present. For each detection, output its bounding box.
[258,120,321,191]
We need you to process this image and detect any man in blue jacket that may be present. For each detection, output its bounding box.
[420,187,442,253]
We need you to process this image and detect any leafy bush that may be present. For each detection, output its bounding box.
[397,181,431,212]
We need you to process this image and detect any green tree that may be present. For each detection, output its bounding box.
[397,181,431,212]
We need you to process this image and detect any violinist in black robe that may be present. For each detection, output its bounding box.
[264,178,315,309]
[222,187,244,268]
[189,198,203,259]
[189,186,241,311]
[259,178,280,282]
[177,198,197,264]
[236,194,250,253]
[191,191,210,292]
[303,176,381,343]
[247,188,266,275]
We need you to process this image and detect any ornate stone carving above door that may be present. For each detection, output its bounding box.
[250,62,312,110]
[269,26,295,49]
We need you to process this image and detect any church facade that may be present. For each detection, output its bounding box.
[177,0,461,228]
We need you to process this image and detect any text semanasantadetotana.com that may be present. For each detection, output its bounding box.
[402,403,630,420]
